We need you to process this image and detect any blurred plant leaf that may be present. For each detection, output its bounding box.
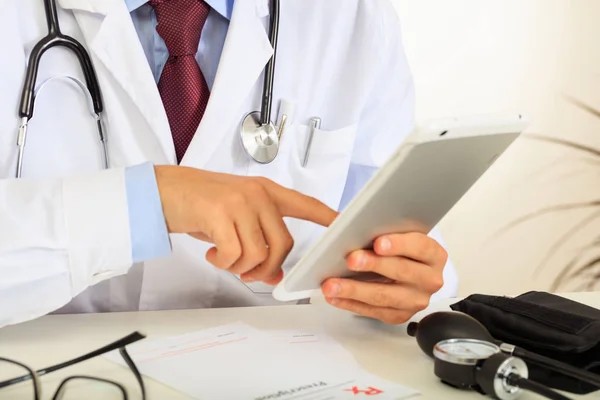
[533,209,600,277]
[553,254,600,292]
[489,94,600,290]
[565,94,600,120]
[521,94,600,157]
[522,133,600,158]
[491,201,600,240]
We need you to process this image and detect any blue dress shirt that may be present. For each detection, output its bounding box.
[125,162,171,262]
[124,0,377,263]
[124,0,234,262]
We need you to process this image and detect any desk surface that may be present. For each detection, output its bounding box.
[0,293,598,399]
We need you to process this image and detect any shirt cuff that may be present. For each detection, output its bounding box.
[125,162,172,263]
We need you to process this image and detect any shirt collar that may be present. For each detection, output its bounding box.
[125,0,234,20]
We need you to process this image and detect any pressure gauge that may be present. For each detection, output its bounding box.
[433,338,528,400]
[434,338,501,365]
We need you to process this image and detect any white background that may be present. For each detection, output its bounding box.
[391,0,600,295]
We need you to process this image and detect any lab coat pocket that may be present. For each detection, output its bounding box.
[288,122,359,210]
[284,122,358,266]
[245,121,358,268]
[246,121,359,208]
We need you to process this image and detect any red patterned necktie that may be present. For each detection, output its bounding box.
[149,0,211,163]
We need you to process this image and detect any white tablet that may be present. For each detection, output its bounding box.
[273,114,528,302]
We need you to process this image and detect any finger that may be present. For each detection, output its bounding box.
[258,178,339,227]
[263,269,284,286]
[321,278,431,312]
[240,202,293,283]
[346,250,444,293]
[324,297,413,325]
[189,232,214,243]
[205,217,242,270]
[228,212,269,276]
[373,233,447,267]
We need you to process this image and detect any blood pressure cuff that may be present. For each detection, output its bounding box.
[450,291,600,394]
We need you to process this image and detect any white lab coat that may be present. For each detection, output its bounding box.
[0,0,458,327]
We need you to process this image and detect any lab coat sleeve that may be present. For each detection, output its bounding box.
[348,2,416,170]
[0,167,135,327]
[339,4,415,206]
[341,3,459,299]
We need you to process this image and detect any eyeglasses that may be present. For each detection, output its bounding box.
[0,331,147,400]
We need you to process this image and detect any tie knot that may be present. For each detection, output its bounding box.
[149,0,211,57]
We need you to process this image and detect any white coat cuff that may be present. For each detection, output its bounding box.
[62,168,132,296]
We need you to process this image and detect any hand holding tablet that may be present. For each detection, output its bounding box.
[273,114,529,323]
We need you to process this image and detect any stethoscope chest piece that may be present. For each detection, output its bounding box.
[240,111,280,164]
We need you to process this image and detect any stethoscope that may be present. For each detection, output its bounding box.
[239,0,283,164]
[17,0,282,178]
[16,0,107,179]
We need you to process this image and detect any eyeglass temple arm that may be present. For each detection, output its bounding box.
[41,331,146,375]
[120,347,147,399]
[0,331,146,389]
[0,357,41,399]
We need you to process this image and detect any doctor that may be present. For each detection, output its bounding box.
[0,0,458,327]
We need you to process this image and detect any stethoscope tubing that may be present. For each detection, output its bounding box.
[15,0,107,178]
[260,0,280,126]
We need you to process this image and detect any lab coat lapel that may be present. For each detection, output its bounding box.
[58,0,177,164]
[180,0,274,168]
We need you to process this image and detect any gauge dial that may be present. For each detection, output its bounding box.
[433,339,501,366]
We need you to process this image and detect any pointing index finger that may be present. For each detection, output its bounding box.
[266,182,338,227]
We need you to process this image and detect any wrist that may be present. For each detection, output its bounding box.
[154,165,194,235]
[154,165,174,234]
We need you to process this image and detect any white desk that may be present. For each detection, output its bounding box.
[0,292,598,399]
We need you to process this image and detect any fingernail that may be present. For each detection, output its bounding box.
[379,237,392,252]
[353,253,366,271]
[327,283,341,297]
[328,297,339,305]
[242,276,255,283]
